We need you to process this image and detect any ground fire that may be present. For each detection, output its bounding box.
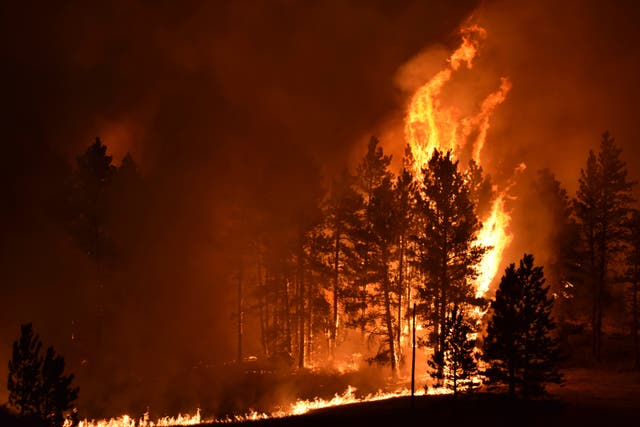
[67,23,514,427]
[4,2,640,427]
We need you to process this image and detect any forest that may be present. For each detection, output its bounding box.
[3,1,640,426]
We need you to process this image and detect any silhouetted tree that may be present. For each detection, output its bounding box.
[40,348,79,427]
[324,168,363,357]
[8,324,42,417]
[8,324,79,427]
[393,145,417,357]
[625,210,640,369]
[68,137,116,263]
[346,136,393,335]
[483,254,563,398]
[428,305,478,395]
[574,132,635,361]
[367,174,400,375]
[414,149,485,382]
[67,137,117,357]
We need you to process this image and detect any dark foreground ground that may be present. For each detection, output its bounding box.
[215,367,640,427]
[2,367,638,426]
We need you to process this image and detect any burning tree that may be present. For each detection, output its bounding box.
[482,254,563,398]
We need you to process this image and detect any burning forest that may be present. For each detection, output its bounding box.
[2,1,640,426]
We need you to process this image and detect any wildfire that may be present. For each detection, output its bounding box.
[404,24,512,301]
[69,24,513,427]
[70,386,450,427]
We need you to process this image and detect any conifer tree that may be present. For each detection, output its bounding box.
[625,209,640,369]
[428,305,478,395]
[414,149,485,382]
[483,254,563,397]
[7,323,42,417]
[324,168,363,357]
[8,323,79,427]
[574,132,635,361]
[393,145,417,355]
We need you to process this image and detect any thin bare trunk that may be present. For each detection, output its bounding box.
[237,268,243,364]
[633,277,639,369]
[382,253,397,377]
[332,228,340,358]
[298,238,305,369]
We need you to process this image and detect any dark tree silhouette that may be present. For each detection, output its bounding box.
[8,324,79,427]
[625,210,640,369]
[346,136,393,334]
[414,149,485,383]
[367,173,400,375]
[69,137,116,263]
[324,168,363,358]
[393,145,417,357]
[483,254,563,398]
[40,347,79,427]
[574,131,635,361]
[8,324,42,417]
[428,305,478,395]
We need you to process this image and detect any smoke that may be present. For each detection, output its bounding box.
[385,0,640,290]
[3,0,640,416]
[0,0,478,415]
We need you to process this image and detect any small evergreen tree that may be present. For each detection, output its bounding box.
[7,323,79,427]
[8,323,42,417]
[428,305,478,395]
[40,347,79,427]
[483,254,563,398]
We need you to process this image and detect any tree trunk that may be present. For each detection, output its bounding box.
[382,253,397,378]
[298,238,305,369]
[633,277,639,369]
[237,268,243,364]
[332,228,340,359]
[285,278,292,355]
[397,233,405,360]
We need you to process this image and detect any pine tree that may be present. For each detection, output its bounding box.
[7,323,42,417]
[347,136,392,334]
[393,146,417,360]
[40,347,79,427]
[625,210,640,369]
[324,168,363,358]
[428,305,478,395]
[414,149,485,382]
[483,254,563,398]
[368,174,400,375]
[574,131,635,361]
[7,323,79,427]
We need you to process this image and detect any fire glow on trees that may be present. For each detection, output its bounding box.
[67,23,514,427]
[405,24,513,301]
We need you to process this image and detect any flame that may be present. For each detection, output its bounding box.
[71,385,451,426]
[71,25,515,427]
[69,409,205,427]
[404,25,512,300]
[474,195,512,299]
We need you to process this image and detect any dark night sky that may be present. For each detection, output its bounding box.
[2,0,640,413]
